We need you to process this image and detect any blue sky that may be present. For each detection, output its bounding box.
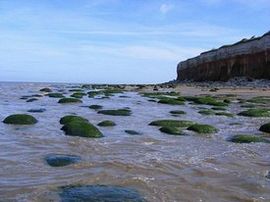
[0,0,269,84]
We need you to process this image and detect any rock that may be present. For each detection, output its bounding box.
[59,185,146,202]
[158,98,184,105]
[211,107,226,111]
[89,105,103,110]
[159,126,184,136]
[58,98,82,104]
[45,154,81,167]
[40,87,52,92]
[71,92,86,99]
[60,115,88,125]
[215,112,234,117]
[3,114,37,125]
[61,120,103,138]
[124,130,141,135]
[191,96,228,107]
[187,124,218,134]
[26,98,38,102]
[198,109,215,115]
[169,110,186,115]
[47,93,65,98]
[229,134,270,143]
[98,120,116,127]
[149,120,194,128]
[27,108,46,113]
[259,122,270,133]
[238,109,270,117]
[98,109,131,116]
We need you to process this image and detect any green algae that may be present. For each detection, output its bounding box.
[58,98,82,104]
[3,114,37,125]
[187,124,218,134]
[98,120,116,127]
[98,109,131,116]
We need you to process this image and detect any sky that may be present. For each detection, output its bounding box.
[0,0,269,84]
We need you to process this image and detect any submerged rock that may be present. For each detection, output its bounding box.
[3,114,37,125]
[58,98,82,104]
[59,185,146,202]
[26,98,38,102]
[89,105,103,110]
[40,87,52,92]
[169,110,186,115]
[45,154,81,167]
[229,134,270,143]
[124,130,142,135]
[98,120,116,127]
[98,109,131,116]
[187,124,218,134]
[27,108,46,113]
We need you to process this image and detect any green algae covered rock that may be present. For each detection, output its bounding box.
[159,126,184,136]
[190,96,228,107]
[45,154,81,167]
[98,109,131,116]
[60,115,103,138]
[215,112,234,117]
[198,109,215,115]
[58,98,82,104]
[71,92,86,99]
[98,120,116,127]
[229,134,270,143]
[59,185,146,202]
[149,119,194,128]
[3,114,37,125]
[211,107,226,111]
[187,124,218,134]
[61,120,103,138]
[259,122,270,133]
[158,97,184,105]
[238,108,270,117]
[47,93,65,98]
[89,105,103,110]
[60,115,88,125]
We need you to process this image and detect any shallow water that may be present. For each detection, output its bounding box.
[0,82,270,202]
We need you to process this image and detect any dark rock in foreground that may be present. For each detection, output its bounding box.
[59,185,146,202]
[45,154,81,167]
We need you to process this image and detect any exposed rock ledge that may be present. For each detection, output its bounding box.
[177,31,270,81]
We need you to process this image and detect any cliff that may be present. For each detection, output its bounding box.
[177,31,270,81]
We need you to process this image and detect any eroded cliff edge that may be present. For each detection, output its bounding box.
[177,31,270,81]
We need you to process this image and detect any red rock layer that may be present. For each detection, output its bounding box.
[177,49,270,81]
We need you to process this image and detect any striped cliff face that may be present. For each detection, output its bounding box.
[177,32,270,81]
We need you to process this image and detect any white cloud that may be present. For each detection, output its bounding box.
[159,3,174,14]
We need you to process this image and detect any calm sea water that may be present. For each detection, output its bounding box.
[0,82,269,201]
